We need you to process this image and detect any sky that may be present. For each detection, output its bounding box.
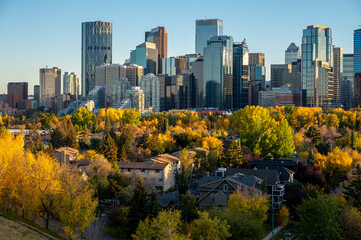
[0,0,360,94]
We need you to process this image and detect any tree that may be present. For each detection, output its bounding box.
[344,166,361,211]
[176,167,189,195]
[180,191,198,222]
[27,137,36,154]
[220,140,243,168]
[34,132,44,152]
[146,190,161,219]
[50,118,78,149]
[101,131,118,162]
[277,205,289,227]
[306,125,322,147]
[189,211,231,240]
[296,194,344,240]
[339,206,361,240]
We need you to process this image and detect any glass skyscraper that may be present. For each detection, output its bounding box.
[130,42,158,75]
[342,54,353,108]
[285,43,300,65]
[354,28,361,75]
[81,21,112,97]
[233,39,249,109]
[203,35,233,109]
[195,19,223,54]
[301,25,333,106]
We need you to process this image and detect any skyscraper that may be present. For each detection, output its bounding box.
[333,47,343,107]
[126,86,145,113]
[203,35,233,109]
[190,58,204,108]
[285,43,300,65]
[249,53,266,90]
[7,82,28,108]
[271,64,292,88]
[342,54,354,108]
[63,72,79,98]
[130,42,158,74]
[162,57,176,75]
[145,26,167,74]
[233,39,249,109]
[301,25,333,106]
[195,19,223,54]
[81,21,112,96]
[140,74,160,112]
[95,64,126,100]
[39,67,61,108]
[355,28,361,75]
[34,85,40,108]
[125,64,144,87]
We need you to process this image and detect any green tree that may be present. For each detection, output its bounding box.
[71,106,94,131]
[101,131,118,162]
[306,125,323,147]
[50,118,78,149]
[34,132,44,152]
[180,190,198,222]
[146,190,161,219]
[189,211,231,240]
[220,140,243,168]
[344,166,361,211]
[339,206,361,240]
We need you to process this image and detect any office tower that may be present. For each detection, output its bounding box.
[195,19,223,54]
[130,42,158,74]
[88,85,106,109]
[333,47,343,107]
[203,36,233,109]
[110,77,130,105]
[7,82,28,108]
[34,85,40,108]
[302,25,333,106]
[169,73,194,110]
[178,54,202,71]
[95,64,127,101]
[63,72,79,98]
[126,86,145,113]
[191,58,203,108]
[355,28,361,76]
[0,94,7,103]
[125,64,144,87]
[40,67,61,108]
[175,57,187,74]
[285,43,300,65]
[81,21,112,96]
[145,27,167,74]
[162,57,176,75]
[306,60,333,108]
[249,53,266,90]
[270,63,303,91]
[259,84,301,107]
[158,74,172,111]
[342,54,354,108]
[233,39,249,109]
[355,73,361,107]
[140,74,160,112]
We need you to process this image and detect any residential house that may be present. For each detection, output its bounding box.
[54,147,79,163]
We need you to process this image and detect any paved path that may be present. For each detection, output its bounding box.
[263,226,283,240]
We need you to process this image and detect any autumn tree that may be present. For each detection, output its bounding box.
[51,117,78,149]
[71,107,95,131]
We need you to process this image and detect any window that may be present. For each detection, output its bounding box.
[223,184,228,191]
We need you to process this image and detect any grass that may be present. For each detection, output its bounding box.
[0,209,66,240]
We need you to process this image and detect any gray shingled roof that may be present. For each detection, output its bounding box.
[219,168,280,186]
[118,161,168,170]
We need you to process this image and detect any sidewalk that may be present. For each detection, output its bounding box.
[263,226,283,240]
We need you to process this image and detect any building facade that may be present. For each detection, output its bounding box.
[145,26,167,74]
[195,19,223,54]
[63,72,79,98]
[7,82,28,109]
[130,42,158,75]
[301,25,333,106]
[249,53,266,90]
[203,35,233,109]
[354,28,361,77]
[333,47,343,107]
[40,67,61,108]
[33,85,40,108]
[95,64,126,101]
[191,58,204,108]
[285,43,300,65]
[81,21,112,96]
[233,39,249,109]
[342,54,354,108]
[162,57,176,76]
[126,86,145,113]
[110,77,130,106]
[140,74,160,112]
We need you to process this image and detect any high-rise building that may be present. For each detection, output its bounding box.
[40,67,61,108]
[306,60,333,108]
[355,73,361,107]
[130,42,158,74]
[249,53,266,90]
[233,39,249,109]
[301,25,333,106]
[63,72,79,98]
[195,19,223,54]
[95,64,126,101]
[110,77,130,106]
[333,47,343,107]
[191,58,203,108]
[34,85,40,108]
[162,57,176,76]
[126,86,145,113]
[271,64,292,88]
[158,74,172,112]
[203,36,233,109]
[81,21,112,96]
[354,28,361,76]
[145,26,167,74]
[7,82,28,108]
[178,54,202,71]
[285,43,300,65]
[140,74,160,112]
[125,64,144,87]
[342,54,354,108]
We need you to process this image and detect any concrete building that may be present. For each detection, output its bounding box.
[63,72,79,98]
[333,47,343,107]
[126,86,145,113]
[203,36,233,109]
[81,21,112,96]
[130,42,158,75]
[285,42,300,65]
[162,57,176,76]
[191,58,204,108]
[125,64,144,86]
[342,54,354,108]
[233,39,249,109]
[259,84,301,108]
[140,74,160,112]
[301,25,333,106]
[95,64,127,101]
[39,67,61,108]
[87,85,106,109]
[145,26,167,74]
[195,19,223,54]
[110,77,130,106]
[7,82,28,109]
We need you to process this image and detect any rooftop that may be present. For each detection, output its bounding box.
[118,161,168,170]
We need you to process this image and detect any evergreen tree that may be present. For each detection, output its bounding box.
[65,118,79,149]
[128,177,149,234]
[306,125,323,147]
[27,137,36,154]
[35,132,44,152]
[344,166,361,211]
[180,190,198,222]
[176,168,189,195]
[220,140,243,168]
[146,190,161,219]
[45,143,54,158]
[102,131,118,162]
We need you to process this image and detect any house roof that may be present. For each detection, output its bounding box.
[76,158,91,166]
[118,161,168,170]
[54,147,79,156]
[147,154,179,164]
[158,192,180,207]
[219,168,280,186]
[255,165,294,183]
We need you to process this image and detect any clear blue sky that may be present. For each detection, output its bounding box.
[0,0,360,94]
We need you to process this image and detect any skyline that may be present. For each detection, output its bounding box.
[0,0,360,94]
